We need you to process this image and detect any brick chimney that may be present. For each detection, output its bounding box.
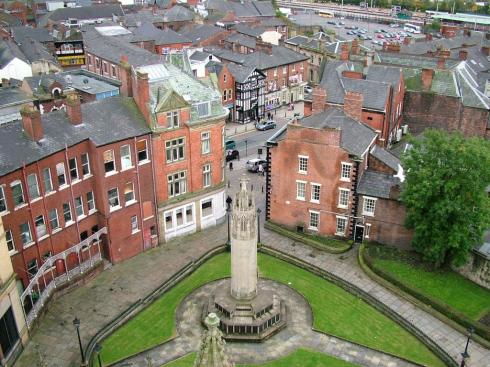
[459,49,468,61]
[65,91,82,125]
[421,68,434,90]
[387,43,401,52]
[119,55,133,97]
[134,70,151,125]
[365,49,375,67]
[256,40,273,55]
[343,90,363,121]
[439,49,450,58]
[312,86,326,115]
[340,42,349,61]
[437,57,445,70]
[482,46,490,56]
[351,39,360,55]
[21,105,43,142]
[463,28,471,37]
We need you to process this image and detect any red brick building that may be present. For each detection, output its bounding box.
[0,93,157,288]
[130,22,192,55]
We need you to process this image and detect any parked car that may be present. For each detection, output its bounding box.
[376,34,384,39]
[256,120,277,131]
[226,149,239,162]
[390,23,400,28]
[225,140,236,150]
[246,159,268,173]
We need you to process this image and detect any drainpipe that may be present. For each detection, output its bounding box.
[148,134,161,243]
[134,136,145,252]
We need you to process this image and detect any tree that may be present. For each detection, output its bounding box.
[401,130,490,268]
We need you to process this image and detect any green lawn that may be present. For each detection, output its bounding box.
[162,349,362,367]
[100,253,444,367]
[372,257,490,321]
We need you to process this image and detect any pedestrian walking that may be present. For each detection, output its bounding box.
[229,161,233,170]
[258,163,264,176]
[226,195,232,210]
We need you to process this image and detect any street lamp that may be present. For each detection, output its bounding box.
[73,317,87,366]
[245,139,248,157]
[94,343,103,367]
[257,208,262,243]
[226,206,231,250]
[460,327,474,367]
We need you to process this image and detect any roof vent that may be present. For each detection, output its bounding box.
[83,78,89,84]
[65,75,73,84]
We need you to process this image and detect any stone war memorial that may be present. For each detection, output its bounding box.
[203,176,287,341]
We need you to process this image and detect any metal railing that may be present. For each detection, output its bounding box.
[20,227,108,329]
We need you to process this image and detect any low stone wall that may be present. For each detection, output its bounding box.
[454,251,490,291]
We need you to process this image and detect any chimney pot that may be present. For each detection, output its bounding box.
[66,91,82,125]
[20,105,43,142]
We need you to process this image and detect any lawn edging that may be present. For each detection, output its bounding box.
[359,244,490,346]
[264,221,351,254]
[85,245,227,367]
[259,245,457,367]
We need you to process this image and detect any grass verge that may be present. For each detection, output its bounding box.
[100,253,443,366]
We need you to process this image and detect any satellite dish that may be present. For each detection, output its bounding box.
[83,78,89,84]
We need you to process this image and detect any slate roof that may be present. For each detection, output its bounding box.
[207,45,308,70]
[227,63,258,83]
[357,170,401,199]
[370,145,401,172]
[0,97,150,177]
[123,11,165,28]
[366,65,402,89]
[226,33,256,49]
[130,22,191,45]
[400,34,485,56]
[82,28,163,67]
[234,23,265,38]
[0,39,27,68]
[0,87,34,107]
[18,38,56,64]
[259,18,286,27]
[45,4,124,22]
[206,0,275,17]
[163,5,194,22]
[377,51,460,69]
[299,108,377,157]
[190,50,211,62]
[0,11,22,27]
[319,61,390,112]
[286,36,310,46]
[11,26,54,44]
[179,24,225,45]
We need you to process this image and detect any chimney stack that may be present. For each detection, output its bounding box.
[65,91,82,125]
[351,39,360,55]
[1,78,9,87]
[459,49,468,61]
[21,105,44,142]
[343,90,363,121]
[482,46,490,56]
[312,86,327,115]
[135,71,151,125]
[421,68,434,90]
[437,57,445,70]
[365,49,375,67]
[340,42,349,61]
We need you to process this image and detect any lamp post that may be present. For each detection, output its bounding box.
[73,317,87,366]
[245,139,248,157]
[94,343,103,367]
[460,327,474,367]
[226,206,231,250]
[257,208,262,243]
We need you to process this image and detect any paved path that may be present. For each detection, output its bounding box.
[14,165,490,367]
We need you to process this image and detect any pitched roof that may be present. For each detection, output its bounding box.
[130,22,191,45]
[299,108,377,157]
[163,5,194,22]
[226,33,256,49]
[357,170,401,199]
[366,65,402,89]
[18,38,56,64]
[0,39,27,68]
[0,10,22,27]
[227,63,258,83]
[370,145,401,172]
[179,24,225,45]
[123,11,165,28]
[0,87,33,107]
[190,50,211,62]
[46,4,124,22]
[206,0,275,17]
[0,97,150,176]
[234,23,265,38]
[11,26,54,44]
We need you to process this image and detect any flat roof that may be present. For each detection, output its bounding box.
[432,12,490,26]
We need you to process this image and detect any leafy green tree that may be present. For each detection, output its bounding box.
[401,130,490,268]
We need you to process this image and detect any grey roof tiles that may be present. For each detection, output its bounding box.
[357,170,401,199]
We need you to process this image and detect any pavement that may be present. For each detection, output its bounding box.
[14,122,490,367]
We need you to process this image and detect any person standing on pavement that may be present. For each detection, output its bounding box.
[229,161,233,170]
[258,163,264,176]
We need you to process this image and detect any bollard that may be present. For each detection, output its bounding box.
[262,185,264,193]
[251,184,254,191]
[235,128,237,134]
[228,180,230,188]
[284,112,286,117]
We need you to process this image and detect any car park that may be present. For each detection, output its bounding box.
[226,149,239,162]
[376,33,384,39]
[390,23,400,28]
[225,140,236,150]
[246,159,268,173]
[256,120,277,131]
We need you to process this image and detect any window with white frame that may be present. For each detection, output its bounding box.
[335,216,347,236]
[196,102,210,118]
[63,202,72,224]
[340,162,352,181]
[49,208,59,231]
[81,153,90,176]
[363,197,377,216]
[338,188,350,208]
[365,223,371,238]
[165,211,173,230]
[168,171,186,197]
[282,65,287,74]
[87,191,95,212]
[131,215,138,233]
[274,68,277,77]
[5,230,14,252]
[201,132,211,154]
[164,204,194,230]
[27,174,40,200]
[137,139,148,162]
[43,168,53,193]
[27,259,38,277]
[201,199,213,217]
[108,188,120,209]
[75,196,84,218]
[56,163,66,187]
[309,211,319,230]
[120,145,132,170]
[298,156,308,174]
[68,157,78,180]
[203,164,211,188]
[166,138,185,163]
[167,111,179,128]
[124,182,135,204]
[176,207,184,226]
[0,185,7,213]
[311,183,321,203]
[11,181,25,207]
[19,222,33,246]
[296,180,306,200]
[103,150,115,173]
[34,215,47,238]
